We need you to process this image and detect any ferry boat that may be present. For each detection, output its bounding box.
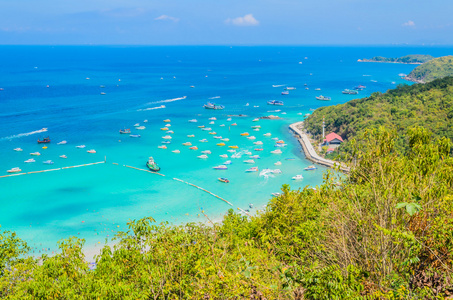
[119,129,131,134]
[204,102,225,110]
[267,100,284,106]
[7,167,22,173]
[218,177,229,183]
[304,165,317,171]
[146,157,160,172]
[245,167,259,172]
[316,95,331,101]
[342,89,359,95]
[213,165,228,170]
[38,137,51,144]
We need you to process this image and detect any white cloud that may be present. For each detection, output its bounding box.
[402,20,415,27]
[155,15,179,22]
[225,14,259,27]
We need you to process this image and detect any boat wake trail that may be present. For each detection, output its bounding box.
[208,96,220,100]
[145,96,187,105]
[259,169,275,178]
[1,128,48,141]
[137,105,166,112]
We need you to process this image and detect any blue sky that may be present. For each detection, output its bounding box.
[1,0,452,45]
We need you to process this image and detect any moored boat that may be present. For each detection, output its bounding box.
[43,160,54,164]
[342,89,359,95]
[316,95,331,101]
[204,102,225,110]
[30,152,41,156]
[130,134,141,138]
[218,177,229,183]
[146,157,160,172]
[292,174,303,180]
[14,148,23,151]
[76,145,86,148]
[304,165,317,171]
[37,137,51,144]
[245,167,259,172]
[7,167,22,173]
[57,140,67,145]
[267,100,284,106]
[25,159,35,163]
[119,129,131,134]
[87,149,96,153]
[213,165,228,170]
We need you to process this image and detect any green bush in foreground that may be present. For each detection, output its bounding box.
[1,126,453,299]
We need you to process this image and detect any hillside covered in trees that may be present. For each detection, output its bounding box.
[304,76,453,157]
[358,54,434,64]
[1,127,453,299]
[406,55,453,83]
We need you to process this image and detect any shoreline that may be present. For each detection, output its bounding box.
[357,59,423,65]
[289,121,350,173]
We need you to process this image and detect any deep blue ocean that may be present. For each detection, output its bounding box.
[1,46,451,257]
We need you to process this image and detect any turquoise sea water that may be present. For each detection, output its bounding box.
[1,46,451,256]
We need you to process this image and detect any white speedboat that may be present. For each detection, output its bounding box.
[30,152,41,156]
[271,149,282,154]
[252,118,259,122]
[227,149,236,153]
[213,165,228,170]
[136,126,146,130]
[87,149,96,153]
[201,150,211,154]
[227,118,232,121]
[165,124,171,127]
[24,159,35,163]
[243,159,255,164]
[274,161,282,165]
[167,131,174,134]
[304,165,317,171]
[14,148,23,151]
[272,192,282,197]
[209,121,215,125]
[273,169,282,174]
[219,124,225,127]
[76,145,86,148]
[247,136,256,140]
[263,133,271,137]
[209,117,217,121]
[7,167,22,173]
[199,139,208,143]
[249,155,260,159]
[292,175,303,180]
[158,145,167,149]
[253,128,260,131]
[219,154,228,158]
[188,119,198,123]
[245,167,259,172]
[197,155,208,159]
[134,123,140,127]
[162,135,172,139]
[172,150,181,153]
[254,141,263,145]
[201,127,212,131]
[144,120,148,123]
[221,138,229,142]
[59,155,67,159]
[251,125,261,129]
[57,140,67,145]
[187,134,195,138]
[182,142,192,146]
[271,137,279,141]
[213,136,222,139]
[43,160,54,165]
[223,160,232,165]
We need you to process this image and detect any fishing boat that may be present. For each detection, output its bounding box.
[281,91,289,95]
[197,155,208,159]
[24,159,35,163]
[14,148,23,151]
[213,165,228,170]
[219,154,228,158]
[199,139,208,143]
[59,155,67,159]
[130,134,141,138]
[240,132,249,136]
[43,160,54,165]
[87,149,96,153]
[30,152,41,156]
[267,100,284,106]
[201,150,211,154]
[263,133,271,137]
[223,160,232,165]
[218,177,229,183]
[189,146,198,150]
[172,150,180,153]
[316,95,331,101]
[245,167,259,172]
[146,157,160,172]
[304,165,317,171]
[119,129,131,134]
[204,102,225,110]
[136,126,146,130]
[188,119,198,123]
[76,145,86,148]
[292,174,303,180]
[216,143,226,146]
[37,137,50,144]
[57,140,67,145]
[243,159,255,164]
[271,149,282,154]
[163,119,171,122]
[342,89,359,95]
[221,138,229,142]
[228,145,238,149]
[7,167,22,173]
[187,134,195,138]
[162,135,172,139]
[274,161,282,166]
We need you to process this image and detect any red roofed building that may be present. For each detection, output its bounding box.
[323,132,343,145]
[326,147,335,154]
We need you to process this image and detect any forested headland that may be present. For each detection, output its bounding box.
[358,54,434,64]
[405,55,453,83]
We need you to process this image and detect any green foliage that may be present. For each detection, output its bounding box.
[407,55,453,82]
[1,128,453,299]
[362,54,434,64]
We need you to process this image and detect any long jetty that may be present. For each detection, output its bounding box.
[289,121,350,173]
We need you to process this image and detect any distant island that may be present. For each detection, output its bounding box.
[405,55,453,83]
[358,54,434,64]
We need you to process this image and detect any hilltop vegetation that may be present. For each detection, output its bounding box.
[359,54,434,64]
[406,55,453,83]
[1,127,453,299]
[304,76,453,157]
